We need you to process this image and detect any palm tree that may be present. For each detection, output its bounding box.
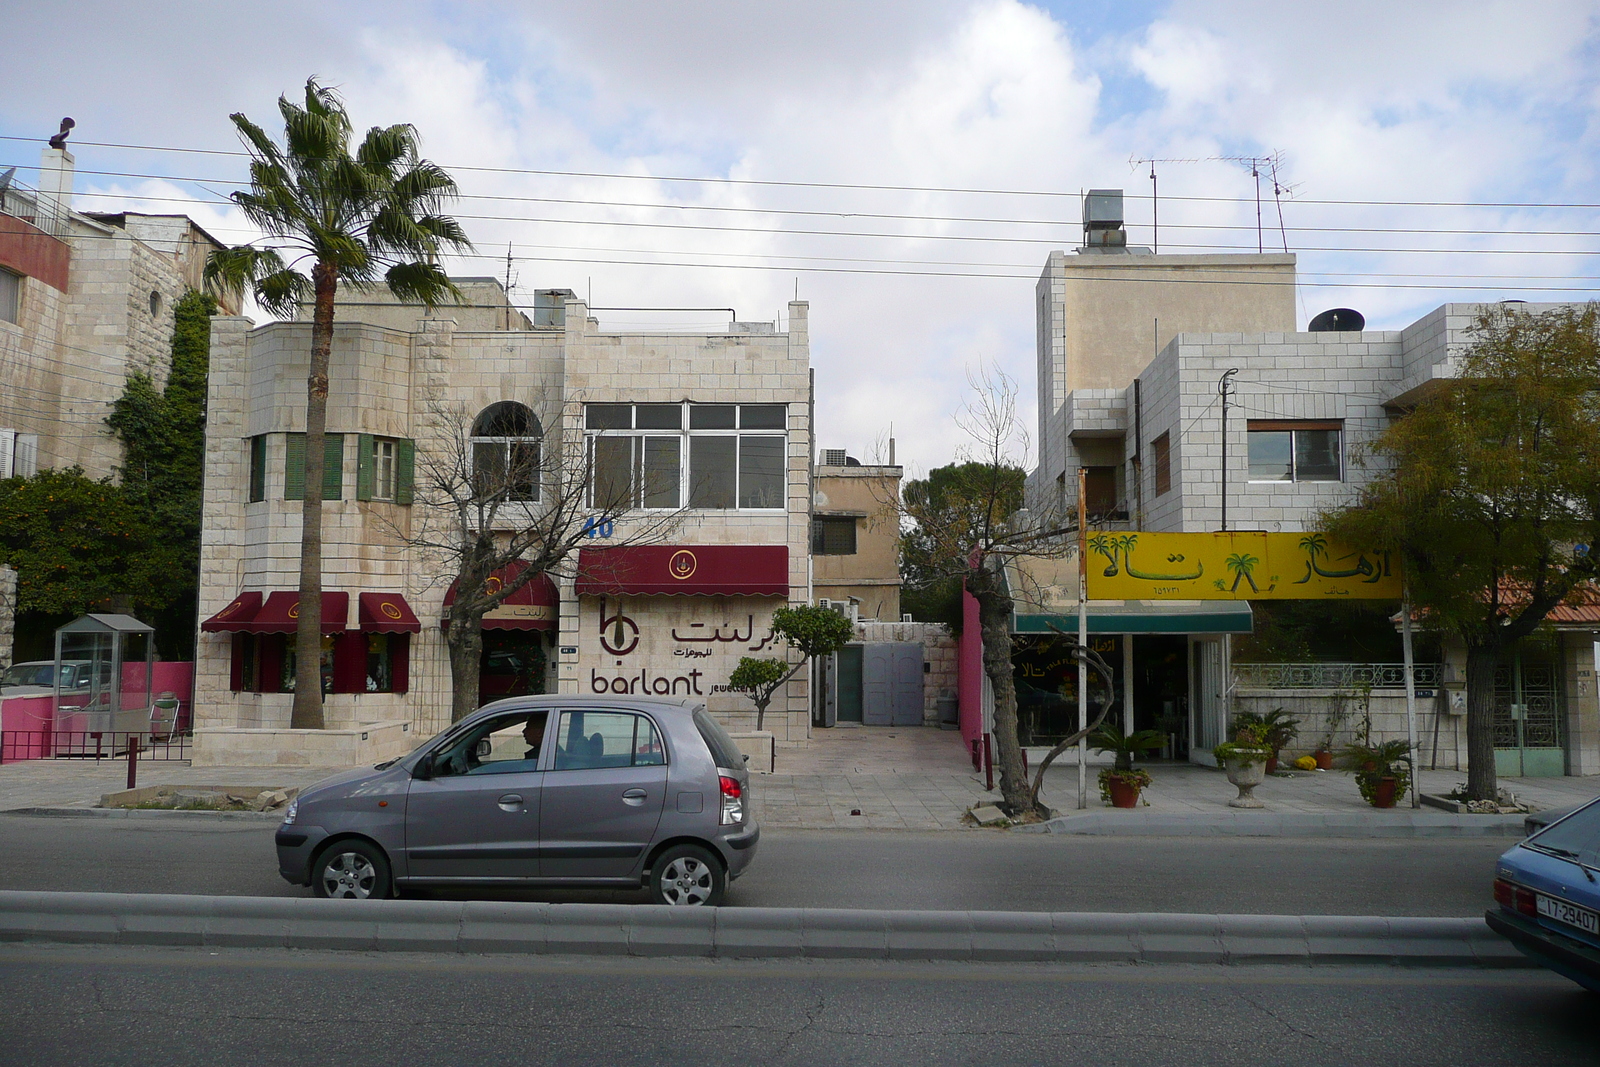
[205,79,472,729]
[1225,553,1261,593]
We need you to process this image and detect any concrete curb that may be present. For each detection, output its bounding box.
[0,891,1531,967]
[1020,811,1529,838]
[1,807,283,822]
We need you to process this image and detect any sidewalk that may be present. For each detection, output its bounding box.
[3,725,1597,832]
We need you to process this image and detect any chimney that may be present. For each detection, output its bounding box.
[37,145,74,234]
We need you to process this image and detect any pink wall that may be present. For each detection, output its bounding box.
[958,585,984,749]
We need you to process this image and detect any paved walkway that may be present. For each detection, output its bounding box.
[3,725,1598,831]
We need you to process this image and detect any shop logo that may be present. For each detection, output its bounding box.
[669,550,698,580]
[287,601,300,619]
[380,601,403,620]
[599,599,640,656]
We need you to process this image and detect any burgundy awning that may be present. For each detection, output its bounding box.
[442,563,558,631]
[576,545,789,597]
[249,591,350,634]
[358,592,422,634]
[200,591,263,632]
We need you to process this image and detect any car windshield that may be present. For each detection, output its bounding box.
[1,664,57,688]
[1527,798,1600,866]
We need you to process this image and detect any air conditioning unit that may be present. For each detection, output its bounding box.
[821,448,848,467]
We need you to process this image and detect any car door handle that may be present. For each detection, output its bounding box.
[621,788,648,806]
[498,794,524,811]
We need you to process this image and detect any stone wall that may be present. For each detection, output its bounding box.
[1233,688,1459,770]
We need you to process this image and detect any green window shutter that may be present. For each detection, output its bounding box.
[395,438,415,505]
[284,433,306,501]
[323,434,344,501]
[356,433,375,501]
[248,435,267,502]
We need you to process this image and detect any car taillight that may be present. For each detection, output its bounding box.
[719,774,744,826]
[1496,878,1538,917]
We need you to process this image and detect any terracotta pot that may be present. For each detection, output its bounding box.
[1372,776,1398,809]
[1314,750,1333,770]
[1107,777,1141,809]
[1265,756,1279,775]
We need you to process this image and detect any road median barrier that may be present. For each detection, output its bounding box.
[0,891,1531,967]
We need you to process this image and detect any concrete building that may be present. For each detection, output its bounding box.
[811,449,903,623]
[192,283,816,765]
[0,145,235,484]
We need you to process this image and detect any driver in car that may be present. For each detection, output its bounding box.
[522,711,547,762]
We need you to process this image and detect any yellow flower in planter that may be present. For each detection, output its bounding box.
[1293,755,1318,771]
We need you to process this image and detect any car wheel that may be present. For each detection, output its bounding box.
[312,839,391,900]
[650,844,725,906]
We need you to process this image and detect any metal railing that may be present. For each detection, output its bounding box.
[1232,662,1444,690]
[0,730,191,764]
[0,177,70,238]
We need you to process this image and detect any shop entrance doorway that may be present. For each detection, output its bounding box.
[1130,634,1189,761]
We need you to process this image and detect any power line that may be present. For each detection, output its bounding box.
[5,135,1599,211]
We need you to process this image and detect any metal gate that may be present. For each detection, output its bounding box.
[1190,639,1225,767]
[1494,654,1564,777]
[862,642,924,727]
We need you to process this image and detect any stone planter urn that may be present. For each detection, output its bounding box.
[1223,751,1271,808]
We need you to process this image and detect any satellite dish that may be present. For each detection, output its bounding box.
[0,167,14,199]
[1308,308,1365,332]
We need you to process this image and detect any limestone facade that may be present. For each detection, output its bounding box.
[195,289,816,745]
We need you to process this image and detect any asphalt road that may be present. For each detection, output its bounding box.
[0,813,1511,914]
[0,944,1593,1067]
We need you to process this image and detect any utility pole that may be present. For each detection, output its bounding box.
[1218,368,1239,532]
[1076,466,1089,810]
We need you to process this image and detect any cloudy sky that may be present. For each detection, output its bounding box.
[3,1,1596,474]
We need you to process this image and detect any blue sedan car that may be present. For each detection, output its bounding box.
[1487,796,1600,994]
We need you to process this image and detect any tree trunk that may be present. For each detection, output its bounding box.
[445,618,483,724]
[973,572,1032,816]
[1464,637,1500,802]
[290,263,336,730]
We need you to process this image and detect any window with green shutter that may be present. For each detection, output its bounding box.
[284,433,345,501]
[357,434,404,503]
[395,439,415,505]
[356,433,375,501]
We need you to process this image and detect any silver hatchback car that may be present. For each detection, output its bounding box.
[274,696,758,906]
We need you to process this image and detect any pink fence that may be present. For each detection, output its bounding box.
[0,661,194,762]
[958,585,984,756]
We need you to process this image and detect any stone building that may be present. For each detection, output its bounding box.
[192,283,816,764]
[811,449,902,623]
[0,144,235,483]
[1012,191,1599,777]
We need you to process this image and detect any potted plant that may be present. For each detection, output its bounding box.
[1233,709,1301,773]
[1316,683,1360,770]
[1337,736,1414,808]
[1214,723,1273,808]
[1089,724,1166,808]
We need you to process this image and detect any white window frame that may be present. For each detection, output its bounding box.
[471,403,543,504]
[584,402,788,512]
[372,437,397,502]
[1246,422,1345,484]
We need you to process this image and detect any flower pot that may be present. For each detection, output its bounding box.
[1223,753,1270,809]
[1371,776,1398,809]
[1107,777,1141,808]
[1314,750,1333,770]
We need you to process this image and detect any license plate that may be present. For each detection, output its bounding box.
[1537,894,1600,936]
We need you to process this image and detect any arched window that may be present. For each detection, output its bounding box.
[471,402,542,502]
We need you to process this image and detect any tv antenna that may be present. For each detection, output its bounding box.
[502,242,519,330]
[1130,151,1296,253]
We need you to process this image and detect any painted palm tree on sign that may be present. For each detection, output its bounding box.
[205,79,472,729]
[1225,553,1261,593]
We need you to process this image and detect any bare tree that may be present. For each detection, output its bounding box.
[889,368,1075,818]
[397,396,687,722]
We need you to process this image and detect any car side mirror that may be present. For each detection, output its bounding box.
[413,755,434,780]
[475,738,493,759]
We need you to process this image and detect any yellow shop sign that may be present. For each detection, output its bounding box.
[1083,532,1401,600]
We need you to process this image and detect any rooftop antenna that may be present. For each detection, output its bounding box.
[1129,155,1212,252]
[1268,154,1298,254]
[501,242,520,330]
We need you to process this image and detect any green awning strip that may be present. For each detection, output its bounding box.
[1014,601,1254,635]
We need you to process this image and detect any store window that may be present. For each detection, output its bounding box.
[585,402,787,511]
[1248,421,1343,482]
[812,516,857,555]
[471,402,541,502]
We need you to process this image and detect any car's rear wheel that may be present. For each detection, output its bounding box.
[650,844,725,906]
[312,839,391,900]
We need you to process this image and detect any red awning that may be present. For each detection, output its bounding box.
[442,563,558,631]
[200,591,263,632]
[358,592,422,634]
[249,591,350,634]
[576,545,789,597]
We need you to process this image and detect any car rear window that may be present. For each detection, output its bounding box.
[1528,798,1600,865]
[693,708,745,770]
